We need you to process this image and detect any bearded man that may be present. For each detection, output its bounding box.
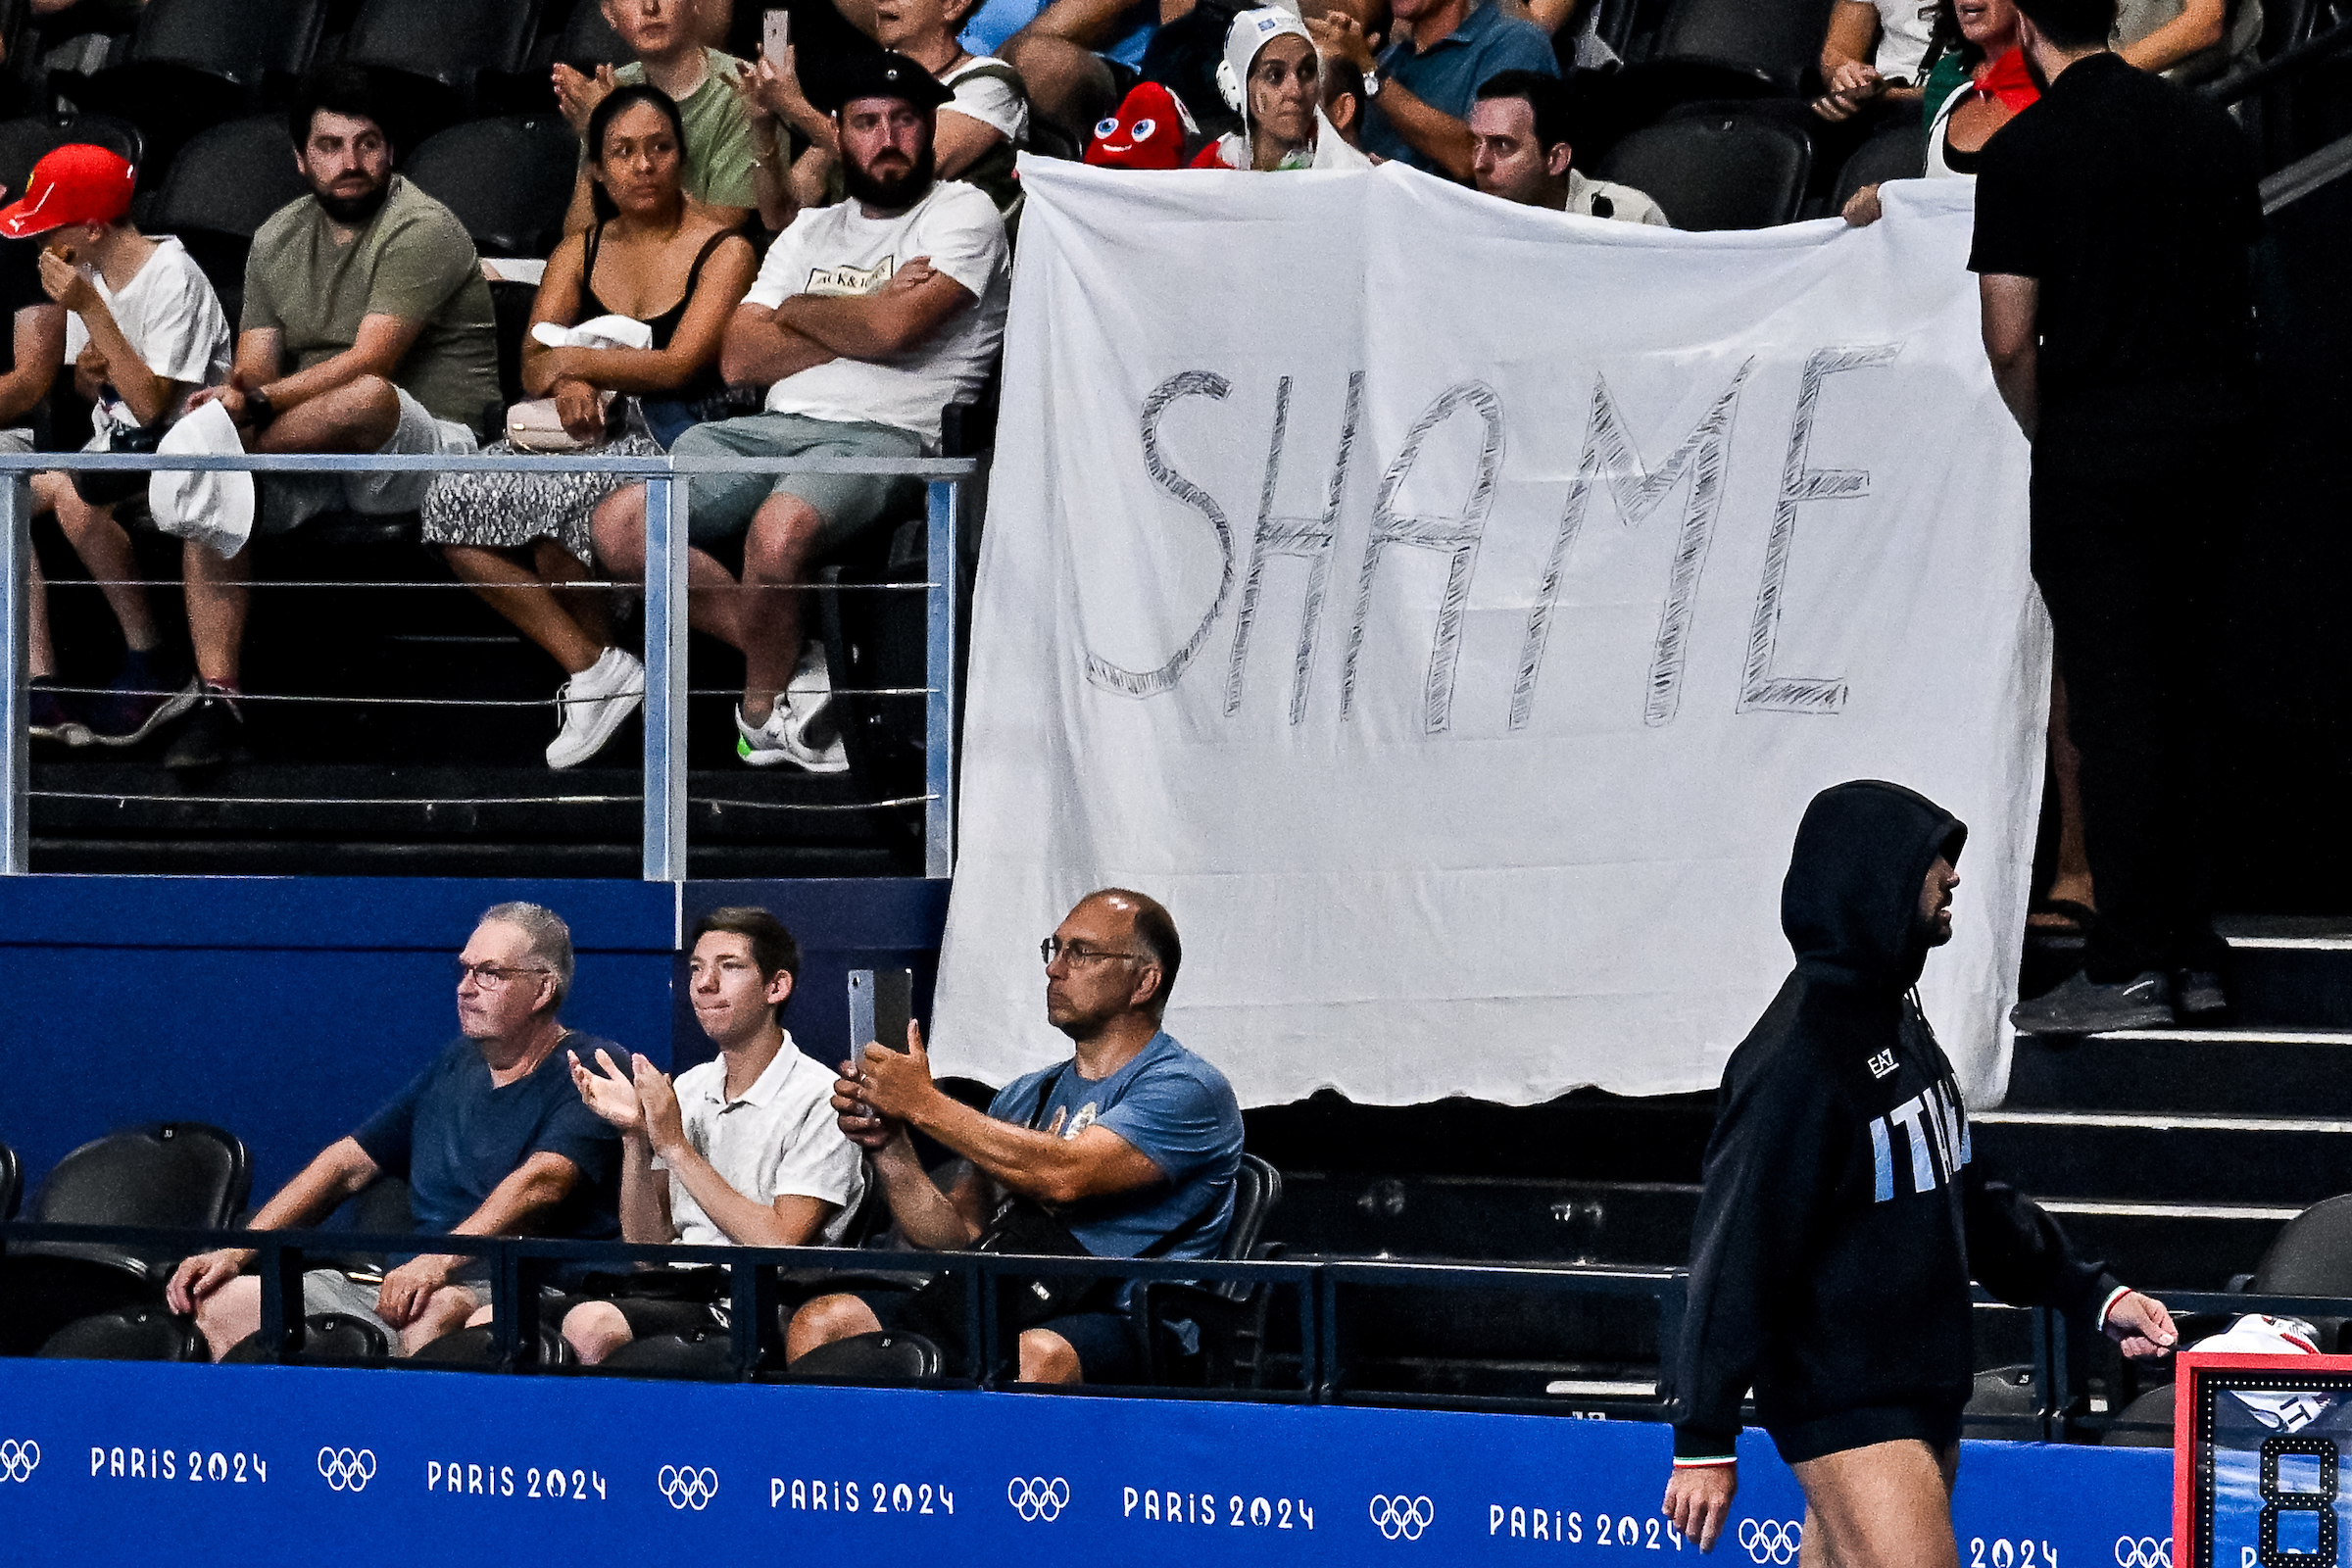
[591,50,1009,771]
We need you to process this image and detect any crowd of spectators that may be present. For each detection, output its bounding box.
[151,888,1241,1387]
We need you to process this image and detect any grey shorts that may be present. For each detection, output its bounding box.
[671,412,924,556]
[301,1266,488,1351]
[261,387,480,535]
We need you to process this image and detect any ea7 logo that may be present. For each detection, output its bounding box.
[0,1441,39,1483]
[1866,1050,1896,1080]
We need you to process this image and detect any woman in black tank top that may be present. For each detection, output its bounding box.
[421,84,755,770]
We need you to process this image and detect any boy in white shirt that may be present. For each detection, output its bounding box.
[592,51,1008,773]
[563,906,868,1364]
[0,144,231,745]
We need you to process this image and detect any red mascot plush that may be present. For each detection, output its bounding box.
[1083,81,1198,170]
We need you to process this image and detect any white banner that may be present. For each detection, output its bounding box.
[932,160,2046,1109]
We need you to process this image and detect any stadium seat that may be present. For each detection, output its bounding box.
[0,114,141,202]
[220,1310,393,1365]
[403,115,577,259]
[598,1325,735,1376]
[1831,122,1926,211]
[410,1319,577,1369]
[341,0,541,147]
[785,1328,946,1381]
[549,0,630,71]
[0,1121,249,1354]
[147,114,311,322]
[1644,0,1837,94]
[56,0,326,178]
[1591,112,1811,230]
[2248,1193,2352,1294]
[1136,1152,1284,1387]
[1962,1362,2040,1432]
[35,1305,207,1360]
[0,1139,19,1220]
[2103,1382,2176,1447]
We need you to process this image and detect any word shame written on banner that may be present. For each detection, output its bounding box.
[934,163,2046,1109]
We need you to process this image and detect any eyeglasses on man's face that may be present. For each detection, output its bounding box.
[1039,937,1143,968]
[454,959,552,992]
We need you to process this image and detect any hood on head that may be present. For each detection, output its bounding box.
[1221,6,1314,139]
[1781,779,1967,992]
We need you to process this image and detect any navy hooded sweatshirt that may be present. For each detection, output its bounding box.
[1671,780,2122,1463]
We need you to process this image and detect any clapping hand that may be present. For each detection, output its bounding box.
[553,62,618,135]
[570,1046,645,1134]
[630,1054,687,1159]
[1304,11,1382,74]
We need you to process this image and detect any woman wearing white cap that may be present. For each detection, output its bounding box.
[1192,7,1370,171]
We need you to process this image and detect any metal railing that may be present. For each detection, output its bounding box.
[0,1218,1689,1413]
[0,449,980,881]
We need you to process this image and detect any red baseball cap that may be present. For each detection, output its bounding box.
[0,145,135,239]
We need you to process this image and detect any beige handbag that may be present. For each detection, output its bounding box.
[505,393,615,454]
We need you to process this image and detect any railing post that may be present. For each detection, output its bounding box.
[0,473,29,874]
[924,477,956,879]
[642,472,688,881]
[257,1238,303,1363]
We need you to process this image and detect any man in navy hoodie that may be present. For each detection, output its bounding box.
[1661,780,2178,1564]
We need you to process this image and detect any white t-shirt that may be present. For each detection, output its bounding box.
[943,56,1029,145]
[743,180,1009,449]
[1870,0,1936,83]
[651,1037,868,1248]
[63,236,231,450]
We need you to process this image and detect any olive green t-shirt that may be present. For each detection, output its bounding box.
[613,50,760,211]
[241,174,501,433]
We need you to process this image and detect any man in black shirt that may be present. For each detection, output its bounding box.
[1970,0,2261,1035]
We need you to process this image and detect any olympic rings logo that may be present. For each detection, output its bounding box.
[1740,1518,1804,1565]
[2115,1538,2173,1568]
[1007,1476,1069,1522]
[1368,1494,1435,1541]
[0,1441,38,1483]
[316,1447,375,1493]
[659,1466,719,1511]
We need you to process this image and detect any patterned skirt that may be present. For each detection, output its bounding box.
[418,433,665,565]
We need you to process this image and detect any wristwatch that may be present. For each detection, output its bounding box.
[245,387,275,427]
[1361,66,1382,97]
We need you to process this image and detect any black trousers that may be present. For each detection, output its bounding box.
[2029,423,2236,981]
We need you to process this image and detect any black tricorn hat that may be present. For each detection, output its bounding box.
[813,50,956,113]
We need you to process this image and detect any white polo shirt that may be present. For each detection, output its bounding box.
[652,1037,867,1247]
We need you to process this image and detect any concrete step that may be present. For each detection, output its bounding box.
[1974,1108,2352,1208]
[2005,1027,2352,1116]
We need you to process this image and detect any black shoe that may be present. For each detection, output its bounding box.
[2009,969,2175,1036]
[163,685,245,770]
[2173,968,2229,1020]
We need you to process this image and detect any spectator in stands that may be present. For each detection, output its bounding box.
[1192,8,1371,170]
[556,0,787,232]
[591,52,1008,772]
[1841,0,2035,221]
[1319,52,1370,150]
[171,68,502,771]
[996,0,1164,148]
[1469,71,1670,222]
[789,888,1244,1385]
[1974,0,2256,1032]
[2116,0,2259,84]
[165,903,622,1359]
[733,0,1031,220]
[1662,781,2177,1559]
[1308,0,1556,180]
[558,906,867,1364]
[421,86,756,771]
[0,149,205,747]
[1813,0,1936,126]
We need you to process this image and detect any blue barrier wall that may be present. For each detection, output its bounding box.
[0,1360,2171,1567]
[0,876,951,1202]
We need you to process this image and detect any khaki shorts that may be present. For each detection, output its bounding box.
[671,412,924,557]
[300,1266,488,1352]
[261,387,479,535]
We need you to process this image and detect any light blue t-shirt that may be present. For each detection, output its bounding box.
[960,0,1156,68]
[987,1031,1245,1263]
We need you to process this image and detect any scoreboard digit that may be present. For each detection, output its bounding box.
[2179,1353,2352,1568]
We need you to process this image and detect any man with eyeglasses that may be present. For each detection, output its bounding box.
[166,902,622,1358]
[784,887,1245,1385]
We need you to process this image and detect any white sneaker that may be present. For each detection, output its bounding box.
[546,647,645,769]
[735,695,849,771]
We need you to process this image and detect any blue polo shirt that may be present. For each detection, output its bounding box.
[961,0,1156,68]
[1363,0,1558,171]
